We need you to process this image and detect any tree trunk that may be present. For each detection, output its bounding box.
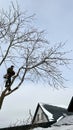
[0,93,5,109]
[0,86,11,109]
[0,86,19,109]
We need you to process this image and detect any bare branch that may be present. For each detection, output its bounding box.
[0,2,71,109]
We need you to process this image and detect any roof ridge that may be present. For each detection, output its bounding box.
[39,102,66,109]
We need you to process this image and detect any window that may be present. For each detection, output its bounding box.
[37,114,39,121]
[41,113,44,120]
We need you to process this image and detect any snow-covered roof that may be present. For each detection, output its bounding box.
[54,115,73,126]
[50,115,73,130]
[40,103,54,121]
[39,103,71,122]
[33,100,73,130]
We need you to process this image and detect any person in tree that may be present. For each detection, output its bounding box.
[4,65,15,91]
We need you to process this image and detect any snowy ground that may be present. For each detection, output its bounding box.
[47,125,73,130]
[34,125,73,130]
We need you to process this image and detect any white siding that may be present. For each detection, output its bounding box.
[33,107,48,124]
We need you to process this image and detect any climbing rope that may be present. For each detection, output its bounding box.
[0,46,7,69]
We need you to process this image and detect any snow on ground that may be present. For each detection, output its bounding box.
[34,125,73,130]
[47,125,73,130]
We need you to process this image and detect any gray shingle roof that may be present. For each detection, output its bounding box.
[41,103,73,121]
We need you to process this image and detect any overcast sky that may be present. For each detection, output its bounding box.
[0,0,73,128]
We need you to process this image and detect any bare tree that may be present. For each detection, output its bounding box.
[0,2,70,109]
[9,109,32,127]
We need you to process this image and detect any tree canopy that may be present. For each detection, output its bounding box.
[0,2,70,109]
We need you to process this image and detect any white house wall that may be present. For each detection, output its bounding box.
[33,107,48,124]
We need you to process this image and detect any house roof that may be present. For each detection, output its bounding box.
[40,103,54,121]
[48,115,73,130]
[54,115,73,126]
[41,103,71,121]
[67,96,73,112]
[32,103,73,124]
